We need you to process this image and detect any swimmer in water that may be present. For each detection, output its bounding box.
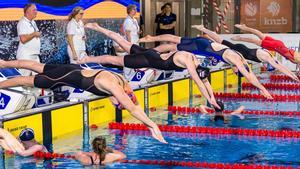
[75,136,126,166]
[17,128,48,157]
[199,101,245,123]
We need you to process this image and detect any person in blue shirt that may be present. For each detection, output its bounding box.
[158,3,176,35]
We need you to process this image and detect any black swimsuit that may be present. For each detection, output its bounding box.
[221,40,262,63]
[34,64,112,96]
[90,156,101,165]
[123,44,185,71]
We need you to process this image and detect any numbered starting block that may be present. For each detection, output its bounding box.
[124,68,175,86]
[0,68,54,115]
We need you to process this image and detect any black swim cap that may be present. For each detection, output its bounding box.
[213,101,224,112]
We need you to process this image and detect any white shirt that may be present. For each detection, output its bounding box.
[67,18,86,51]
[123,15,140,45]
[17,16,41,57]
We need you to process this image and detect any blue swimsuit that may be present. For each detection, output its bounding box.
[177,37,228,65]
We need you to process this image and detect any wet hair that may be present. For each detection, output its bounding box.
[92,136,107,162]
[164,3,172,8]
[68,6,84,21]
[24,3,35,14]
[127,4,137,14]
[214,101,224,112]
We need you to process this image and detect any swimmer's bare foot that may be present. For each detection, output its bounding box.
[139,35,154,43]
[78,56,92,64]
[234,24,247,30]
[84,22,100,30]
[0,60,6,68]
[191,25,205,31]
[231,35,242,41]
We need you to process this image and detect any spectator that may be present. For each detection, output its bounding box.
[159,3,176,35]
[17,3,41,75]
[66,6,87,63]
[154,5,166,46]
[123,4,140,45]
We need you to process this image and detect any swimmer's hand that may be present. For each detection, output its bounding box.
[260,89,273,100]
[292,75,300,83]
[210,98,221,110]
[149,126,167,144]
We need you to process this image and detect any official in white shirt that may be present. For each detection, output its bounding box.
[123,5,140,45]
[17,3,41,76]
[66,6,87,64]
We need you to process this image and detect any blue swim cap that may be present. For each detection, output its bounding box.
[19,128,35,141]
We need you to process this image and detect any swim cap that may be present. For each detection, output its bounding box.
[114,92,138,110]
[19,128,35,141]
[196,65,210,80]
[214,115,225,121]
[263,63,275,72]
[213,101,224,112]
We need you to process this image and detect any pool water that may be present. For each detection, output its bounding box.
[2,75,300,168]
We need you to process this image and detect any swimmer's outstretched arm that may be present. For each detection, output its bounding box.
[225,53,273,99]
[185,57,220,108]
[0,128,25,154]
[264,56,300,82]
[229,106,245,119]
[202,78,219,109]
[17,145,45,157]
[199,105,209,114]
[139,34,181,44]
[104,83,167,143]
[191,25,223,43]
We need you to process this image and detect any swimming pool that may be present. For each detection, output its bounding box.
[2,75,300,168]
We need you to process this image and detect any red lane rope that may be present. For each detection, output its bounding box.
[242,82,300,90]
[214,92,300,102]
[270,74,300,81]
[33,151,75,159]
[166,105,300,117]
[122,159,294,169]
[109,122,300,138]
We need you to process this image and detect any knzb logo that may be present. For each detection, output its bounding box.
[267,1,280,16]
[245,2,257,17]
[0,92,11,109]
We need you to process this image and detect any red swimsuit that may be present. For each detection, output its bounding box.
[261,36,296,63]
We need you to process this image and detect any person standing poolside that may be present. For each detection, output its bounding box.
[17,3,41,75]
[158,3,176,36]
[67,6,87,63]
[123,4,140,45]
